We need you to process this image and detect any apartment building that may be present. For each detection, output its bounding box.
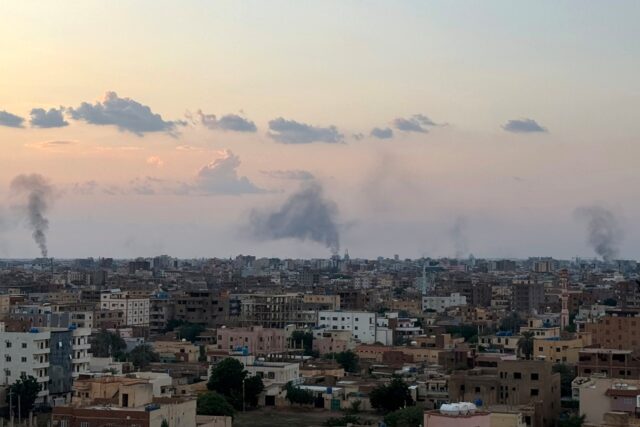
[232,293,315,328]
[173,289,228,328]
[422,293,467,313]
[216,326,286,356]
[512,279,544,314]
[0,326,91,405]
[100,289,150,326]
[449,360,560,427]
[577,348,640,379]
[317,310,376,344]
[584,309,640,351]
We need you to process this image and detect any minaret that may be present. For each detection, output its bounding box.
[560,269,570,330]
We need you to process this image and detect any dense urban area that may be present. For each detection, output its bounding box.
[0,254,638,427]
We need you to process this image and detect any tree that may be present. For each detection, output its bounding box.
[161,420,170,427]
[446,325,478,342]
[369,378,414,413]
[285,382,314,405]
[384,406,424,427]
[500,312,523,333]
[179,323,205,343]
[291,330,315,356]
[602,298,617,307]
[325,350,359,373]
[517,331,535,360]
[128,344,160,369]
[553,363,576,398]
[559,414,585,427]
[197,392,235,417]
[208,358,263,409]
[6,374,41,418]
[91,329,126,358]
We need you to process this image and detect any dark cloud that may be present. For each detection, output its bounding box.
[268,118,343,144]
[393,114,436,133]
[370,127,394,139]
[0,110,25,128]
[502,118,547,133]
[261,170,315,181]
[249,181,340,254]
[30,108,68,128]
[194,150,265,194]
[194,110,257,132]
[68,91,183,135]
[352,133,365,141]
[574,205,623,262]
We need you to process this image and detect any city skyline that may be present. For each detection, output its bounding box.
[1,1,639,259]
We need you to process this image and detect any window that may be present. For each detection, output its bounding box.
[530,388,539,396]
[531,373,539,381]
[513,372,522,379]
[21,343,27,349]
[21,357,27,363]
[6,342,11,348]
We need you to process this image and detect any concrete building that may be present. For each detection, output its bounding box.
[533,337,584,364]
[54,377,195,427]
[424,407,491,427]
[174,289,228,328]
[512,279,544,314]
[216,326,286,356]
[448,360,560,427]
[422,293,467,313]
[584,309,640,352]
[100,289,150,326]
[577,377,640,426]
[312,330,356,355]
[577,348,640,379]
[245,360,300,386]
[317,310,376,344]
[232,293,315,328]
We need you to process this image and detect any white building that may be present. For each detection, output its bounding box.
[245,361,300,386]
[100,289,150,326]
[422,293,467,313]
[317,311,377,344]
[0,326,91,405]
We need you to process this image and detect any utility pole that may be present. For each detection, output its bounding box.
[242,378,246,412]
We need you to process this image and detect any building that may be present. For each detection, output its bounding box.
[216,326,286,356]
[232,293,314,328]
[448,360,560,427]
[577,348,640,379]
[512,279,544,314]
[584,309,640,352]
[533,337,583,364]
[174,289,228,328]
[54,377,196,427]
[100,289,150,326]
[577,377,640,426]
[422,293,467,313]
[0,326,91,405]
[424,406,491,427]
[317,310,376,344]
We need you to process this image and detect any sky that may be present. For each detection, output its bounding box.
[0,1,639,260]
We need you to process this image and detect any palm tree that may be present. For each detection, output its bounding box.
[517,331,535,359]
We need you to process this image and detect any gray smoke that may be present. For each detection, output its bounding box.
[575,205,623,262]
[10,174,55,257]
[249,181,340,254]
[450,216,469,259]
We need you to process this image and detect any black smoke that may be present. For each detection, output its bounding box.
[575,205,623,262]
[249,181,340,254]
[10,174,55,257]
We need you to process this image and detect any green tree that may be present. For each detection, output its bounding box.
[207,358,264,409]
[369,378,414,413]
[553,363,576,398]
[291,330,315,356]
[384,406,424,427]
[179,323,205,343]
[446,325,478,342]
[559,414,585,427]
[128,344,160,369]
[325,350,359,373]
[285,382,314,405]
[197,391,235,417]
[500,312,523,333]
[6,374,41,418]
[517,331,535,360]
[161,419,170,427]
[91,329,126,358]
[602,298,617,307]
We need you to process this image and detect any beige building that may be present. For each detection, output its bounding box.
[217,325,286,356]
[577,377,640,426]
[533,337,584,364]
[101,289,150,326]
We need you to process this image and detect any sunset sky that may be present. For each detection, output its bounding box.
[1,1,639,259]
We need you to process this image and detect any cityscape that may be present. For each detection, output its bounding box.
[1,2,640,427]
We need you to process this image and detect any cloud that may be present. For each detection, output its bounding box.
[370,127,394,139]
[68,91,183,135]
[25,140,77,150]
[352,133,365,141]
[502,118,547,133]
[194,150,265,194]
[267,117,343,144]
[194,110,257,132]
[30,107,68,128]
[261,170,315,181]
[0,110,25,128]
[70,181,99,195]
[393,114,436,133]
[146,156,165,168]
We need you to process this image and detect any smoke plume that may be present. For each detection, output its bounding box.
[574,205,623,262]
[450,216,469,259]
[249,181,340,254]
[10,174,55,257]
